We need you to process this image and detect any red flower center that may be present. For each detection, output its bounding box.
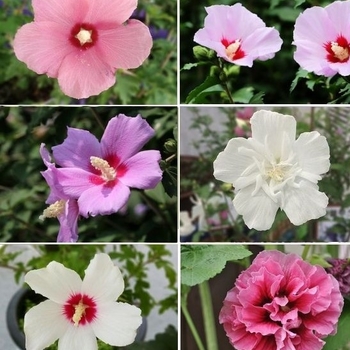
[63,293,97,326]
[221,38,245,60]
[70,23,98,49]
[325,35,350,63]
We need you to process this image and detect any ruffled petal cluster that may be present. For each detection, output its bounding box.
[219,250,344,350]
[194,4,282,67]
[326,258,350,296]
[213,110,330,231]
[24,253,142,350]
[13,0,152,99]
[293,1,350,77]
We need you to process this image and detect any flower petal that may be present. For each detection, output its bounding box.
[91,303,142,346]
[233,185,279,230]
[119,150,162,189]
[57,49,116,99]
[250,110,296,159]
[52,127,101,170]
[57,199,80,242]
[101,114,155,162]
[85,0,137,26]
[13,22,74,78]
[25,261,82,303]
[58,324,97,350]
[96,20,152,69]
[24,300,68,350]
[282,181,328,225]
[82,253,124,303]
[77,181,131,217]
[295,131,330,182]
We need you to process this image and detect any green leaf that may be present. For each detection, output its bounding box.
[162,166,177,198]
[231,87,254,103]
[181,62,208,71]
[249,91,265,104]
[185,76,222,103]
[181,245,252,286]
[290,68,309,93]
[307,255,332,268]
[294,0,306,7]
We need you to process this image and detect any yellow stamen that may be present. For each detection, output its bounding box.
[72,300,88,326]
[90,156,116,182]
[225,40,241,59]
[39,200,65,220]
[266,166,285,182]
[75,29,93,45]
[331,42,349,61]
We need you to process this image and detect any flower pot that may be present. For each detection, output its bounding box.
[6,287,147,349]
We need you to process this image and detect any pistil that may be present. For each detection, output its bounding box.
[90,156,116,182]
[75,28,93,45]
[72,300,88,326]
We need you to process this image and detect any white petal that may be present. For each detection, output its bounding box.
[58,324,97,350]
[81,253,124,303]
[295,131,330,181]
[25,261,82,303]
[24,300,68,350]
[180,211,196,236]
[282,181,328,225]
[233,184,279,230]
[250,110,296,159]
[213,138,261,185]
[91,302,142,346]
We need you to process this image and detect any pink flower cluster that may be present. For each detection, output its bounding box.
[219,250,343,350]
[40,114,162,242]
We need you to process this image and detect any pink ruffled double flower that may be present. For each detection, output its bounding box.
[220,250,344,350]
[13,0,152,99]
[40,114,162,242]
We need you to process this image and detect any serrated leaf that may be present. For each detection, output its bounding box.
[290,68,309,93]
[185,76,222,103]
[162,166,177,198]
[181,62,208,71]
[231,87,254,103]
[181,245,252,286]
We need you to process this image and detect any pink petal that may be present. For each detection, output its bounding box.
[85,0,137,26]
[52,127,101,170]
[322,1,350,37]
[77,181,130,217]
[32,0,88,24]
[97,20,152,70]
[57,199,79,242]
[119,150,162,189]
[57,48,116,99]
[13,22,74,78]
[101,114,155,162]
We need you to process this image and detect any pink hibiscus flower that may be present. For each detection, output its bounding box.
[51,114,162,217]
[13,0,152,99]
[219,250,344,350]
[293,1,350,77]
[39,144,79,242]
[194,4,282,67]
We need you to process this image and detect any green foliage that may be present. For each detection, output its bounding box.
[181,245,252,286]
[0,107,177,242]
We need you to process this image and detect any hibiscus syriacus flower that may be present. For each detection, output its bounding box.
[13,0,152,99]
[293,1,350,77]
[213,110,330,231]
[24,253,142,350]
[194,4,282,66]
[219,250,343,350]
[39,144,79,242]
[51,114,162,217]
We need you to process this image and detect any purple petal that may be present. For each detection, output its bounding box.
[57,199,79,242]
[40,143,53,168]
[119,150,162,189]
[78,181,131,217]
[52,127,102,170]
[101,114,155,163]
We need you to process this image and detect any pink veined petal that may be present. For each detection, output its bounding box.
[91,303,142,347]
[57,48,116,99]
[84,0,137,26]
[32,0,88,25]
[81,254,125,303]
[101,114,155,162]
[329,61,350,76]
[25,261,82,304]
[77,180,131,217]
[322,1,350,38]
[58,323,97,350]
[54,168,96,198]
[24,300,69,350]
[96,20,152,70]
[52,127,101,170]
[282,181,328,226]
[13,22,75,78]
[119,150,162,189]
[233,185,279,231]
[57,199,79,243]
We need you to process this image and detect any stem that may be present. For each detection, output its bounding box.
[90,108,105,131]
[301,245,311,260]
[165,153,176,163]
[198,281,218,350]
[181,302,206,350]
[217,59,235,104]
